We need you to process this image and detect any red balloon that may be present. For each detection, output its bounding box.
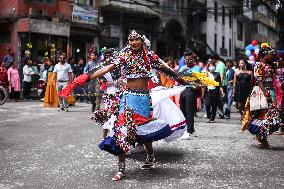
[251,40,258,46]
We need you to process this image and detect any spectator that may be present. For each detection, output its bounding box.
[203,61,223,123]
[40,59,54,100]
[3,49,15,69]
[20,50,31,87]
[233,59,252,121]
[52,53,73,112]
[7,61,20,101]
[23,60,35,100]
[73,58,85,102]
[224,59,235,119]
[84,51,101,112]
[179,50,201,140]
[211,54,226,119]
[0,59,9,88]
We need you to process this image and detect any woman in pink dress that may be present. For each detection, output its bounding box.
[7,61,21,101]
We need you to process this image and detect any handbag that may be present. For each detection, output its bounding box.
[250,86,268,111]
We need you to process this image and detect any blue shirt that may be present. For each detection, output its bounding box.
[84,60,100,73]
[179,56,185,68]
[178,65,201,75]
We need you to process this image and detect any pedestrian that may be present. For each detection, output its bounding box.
[41,59,54,101]
[233,59,252,121]
[242,46,281,149]
[0,59,9,89]
[52,53,73,112]
[73,58,85,102]
[275,60,284,135]
[160,57,175,101]
[84,51,101,112]
[179,50,201,140]
[7,61,20,101]
[224,59,235,119]
[23,60,35,100]
[58,30,188,181]
[3,49,15,69]
[203,61,223,123]
[211,54,226,119]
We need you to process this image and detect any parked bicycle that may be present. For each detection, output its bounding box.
[0,86,8,105]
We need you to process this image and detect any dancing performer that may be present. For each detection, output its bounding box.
[242,45,281,149]
[58,30,188,181]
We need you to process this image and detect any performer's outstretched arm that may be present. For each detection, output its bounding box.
[90,64,115,80]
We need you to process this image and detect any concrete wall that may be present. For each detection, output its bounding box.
[206,0,240,59]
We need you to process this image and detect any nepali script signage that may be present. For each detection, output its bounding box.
[72,4,98,25]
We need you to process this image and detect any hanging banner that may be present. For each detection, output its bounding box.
[72,4,98,25]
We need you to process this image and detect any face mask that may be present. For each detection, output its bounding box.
[209,66,215,72]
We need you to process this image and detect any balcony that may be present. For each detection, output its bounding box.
[253,11,276,29]
[99,0,160,17]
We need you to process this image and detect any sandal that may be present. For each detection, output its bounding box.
[112,162,125,181]
[141,153,155,170]
[112,171,125,181]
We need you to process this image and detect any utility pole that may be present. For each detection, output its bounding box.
[277,0,284,50]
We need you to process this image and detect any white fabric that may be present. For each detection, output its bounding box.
[207,72,216,90]
[104,72,118,94]
[23,65,34,82]
[151,86,186,105]
[153,97,186,142]
[250,86,268,111]
[53,63,72,81]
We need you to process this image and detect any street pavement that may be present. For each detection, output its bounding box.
[0,101,283,189]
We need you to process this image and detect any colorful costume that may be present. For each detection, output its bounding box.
[97,49,186,156]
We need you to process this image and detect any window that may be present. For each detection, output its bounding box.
[222,6,225,25]
[214,34,217,52]
[222,36,225,48]
[0,32,11,44]
[214,2,218,22]
[90,0,93,6]
[237,21,243,41]
[258,23,268,37]
[229,38,232,57]
[258,5,268,16]
[229,10,232,28]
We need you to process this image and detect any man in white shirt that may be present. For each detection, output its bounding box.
[52,53,73,111]
[23,60,34,100]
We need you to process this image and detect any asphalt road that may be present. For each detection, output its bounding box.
[0,101,283,189]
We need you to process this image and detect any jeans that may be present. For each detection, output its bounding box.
[56,81,68,108]
[180,87,197,134]
[227,84,234,108]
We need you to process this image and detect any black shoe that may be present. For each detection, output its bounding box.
[218,115,225,119]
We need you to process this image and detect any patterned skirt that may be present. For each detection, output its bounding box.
[99,87,186,156]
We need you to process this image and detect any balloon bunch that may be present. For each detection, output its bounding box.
[245,40,260,63]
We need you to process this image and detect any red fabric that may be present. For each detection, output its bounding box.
[0,67,8,88]
[117,112,152,126]
[58,73,89,98]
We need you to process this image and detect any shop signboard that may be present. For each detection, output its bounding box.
[72,4,98,26]
[29,19,70,36]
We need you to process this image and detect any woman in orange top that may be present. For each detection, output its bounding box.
[160,57,176,101]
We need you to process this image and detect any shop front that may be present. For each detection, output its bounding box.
[18,19,70,64]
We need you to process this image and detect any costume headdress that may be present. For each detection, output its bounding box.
[128,30,142,40]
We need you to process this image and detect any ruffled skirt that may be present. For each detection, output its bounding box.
[99,86,186,156]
